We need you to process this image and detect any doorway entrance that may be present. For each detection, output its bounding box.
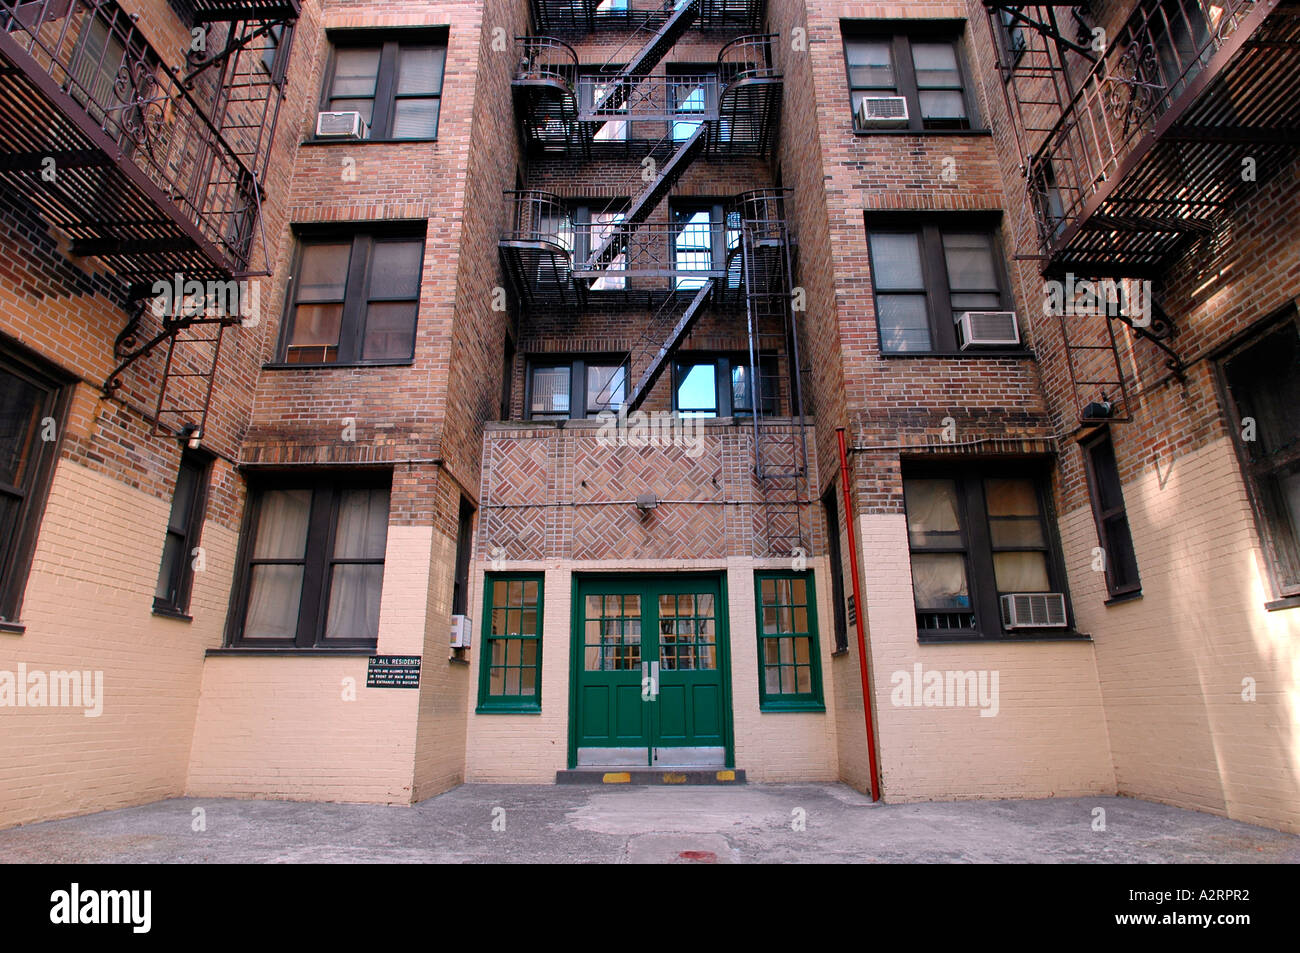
[570,574,733,768]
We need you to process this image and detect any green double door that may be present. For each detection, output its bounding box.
[572,575,732,768]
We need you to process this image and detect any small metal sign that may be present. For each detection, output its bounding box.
[366,655,422,689]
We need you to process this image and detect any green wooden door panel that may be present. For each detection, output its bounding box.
[572,575,731,761]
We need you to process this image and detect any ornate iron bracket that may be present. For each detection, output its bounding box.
[1105,40,1164,136]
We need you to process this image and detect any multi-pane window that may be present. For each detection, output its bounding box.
[526,358,627,420]
[755,572,824,709]
[585,592,641,671]
[668,67,716,141]
[844,32,973,131]
[578,71,630,143]
[673,354,777,418]
[154,452,211,616]
[282,231,424,365]
[658,591,717,671]
[231,479,390,648]
[1220,313,1300,596]
[478,574,543,711]
[866,222,1012,353]
[323,37,446,139]
[671,203,739,291]
[575,206,627,290]
[903,466,1069,639]
[0,347,64,624]
[1081,431,1142,599]
[997,8,1027,63]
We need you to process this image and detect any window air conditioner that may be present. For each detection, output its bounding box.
[957,310,1020,348]
[1000,593,1068,629]
[316,110,367,139]
[451,614,473,648]
[857,95,909,127]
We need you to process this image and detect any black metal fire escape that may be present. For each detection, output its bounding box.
[503,0,807,554]
[984,0,1300,425]
[0,0,299,442]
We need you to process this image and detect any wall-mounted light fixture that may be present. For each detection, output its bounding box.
[178,423,202,451]
[1082,395,1114,421]
[635,493,658,515]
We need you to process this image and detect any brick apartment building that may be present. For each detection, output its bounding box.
[0,0,1296,834]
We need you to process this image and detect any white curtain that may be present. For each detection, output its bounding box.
[244,489,311,639]
[904,479,961,546]
[325,489,389,640]
[910,553,969,609]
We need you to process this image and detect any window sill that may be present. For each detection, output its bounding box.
[759,700,827,713]
[0,620,25,634]
[1264,595,1300,612]
[1103,589,1143,607]
[852,127,992,137]
[262,360,415,371]
[881,349,1035,360]
[918,631,1092,644]
[152,605,193,622]
[476,703,542,715]
[301,137,439,146]
[831,648,850,658]
[205,647,378,657]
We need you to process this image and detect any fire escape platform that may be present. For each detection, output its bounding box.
[190,0,301,21]
[0,0,293,299]
[530,0,764,35]
[0,35,237,295]
[1041,2,1300,275]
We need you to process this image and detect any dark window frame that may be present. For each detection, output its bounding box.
[821,484,850,653]
[672,352,778,418]
[524,354,629,421]
[755,570,826,711]
[226,471,392,650]
[669,200,739,291]
[1216,307,1300,598]
[842,22,980,133]
[903,460,1075,641]
[477,571,544,713]
[319,29,448,141]
[1080,428,1142,601]
[865,213,1017,355]
[153,449,212,618]
[0,342,69,626]
[452,497,475,616]
[275,223,426,367]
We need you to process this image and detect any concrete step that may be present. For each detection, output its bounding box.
[556,768,746,786]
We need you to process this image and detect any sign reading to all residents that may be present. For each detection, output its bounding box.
[366,656,422,689]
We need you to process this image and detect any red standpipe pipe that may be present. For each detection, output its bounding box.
[837,427,881,802]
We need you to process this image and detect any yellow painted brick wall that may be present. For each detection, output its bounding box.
[859,513,1117,802]
[463,559,841,782]
[1061,436,1300,833]
[184,525,443,804]
[0,461,235,829]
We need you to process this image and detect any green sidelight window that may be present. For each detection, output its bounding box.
[478,574,543,712]
[755,572,824,710]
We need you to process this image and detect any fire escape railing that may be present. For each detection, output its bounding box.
[1007,0,1282,265]
[0,0,296,284]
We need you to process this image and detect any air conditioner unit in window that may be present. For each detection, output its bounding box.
[316,110,367,139]
[957,310,1020,349]
[450,614,472,648]
[857,95,909,127]
[1000,593,1068,629]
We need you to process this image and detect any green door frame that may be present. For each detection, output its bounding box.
[567,571,735,769]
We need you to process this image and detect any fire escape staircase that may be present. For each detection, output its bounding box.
[984,0,1300,428]
[507,8,805,553]
[0,0,299,444]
